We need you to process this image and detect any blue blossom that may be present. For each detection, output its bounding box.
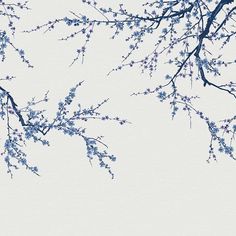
[233,125,236,132]
[162,28,168,34]
[157,91,166,102]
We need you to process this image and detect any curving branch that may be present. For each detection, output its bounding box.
[0,82,127,178]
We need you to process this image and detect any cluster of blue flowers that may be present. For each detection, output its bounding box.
[0,30,32,66]
[0,31,9,60]
[204,115,235,161]
[0,77,127,178]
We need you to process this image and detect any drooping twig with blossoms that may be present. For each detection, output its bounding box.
[0,81,127,178]
[0,0,32,66]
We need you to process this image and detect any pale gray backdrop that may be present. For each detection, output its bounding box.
[0,1,235,235]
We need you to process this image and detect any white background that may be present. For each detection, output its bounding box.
[0,1,236,235]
